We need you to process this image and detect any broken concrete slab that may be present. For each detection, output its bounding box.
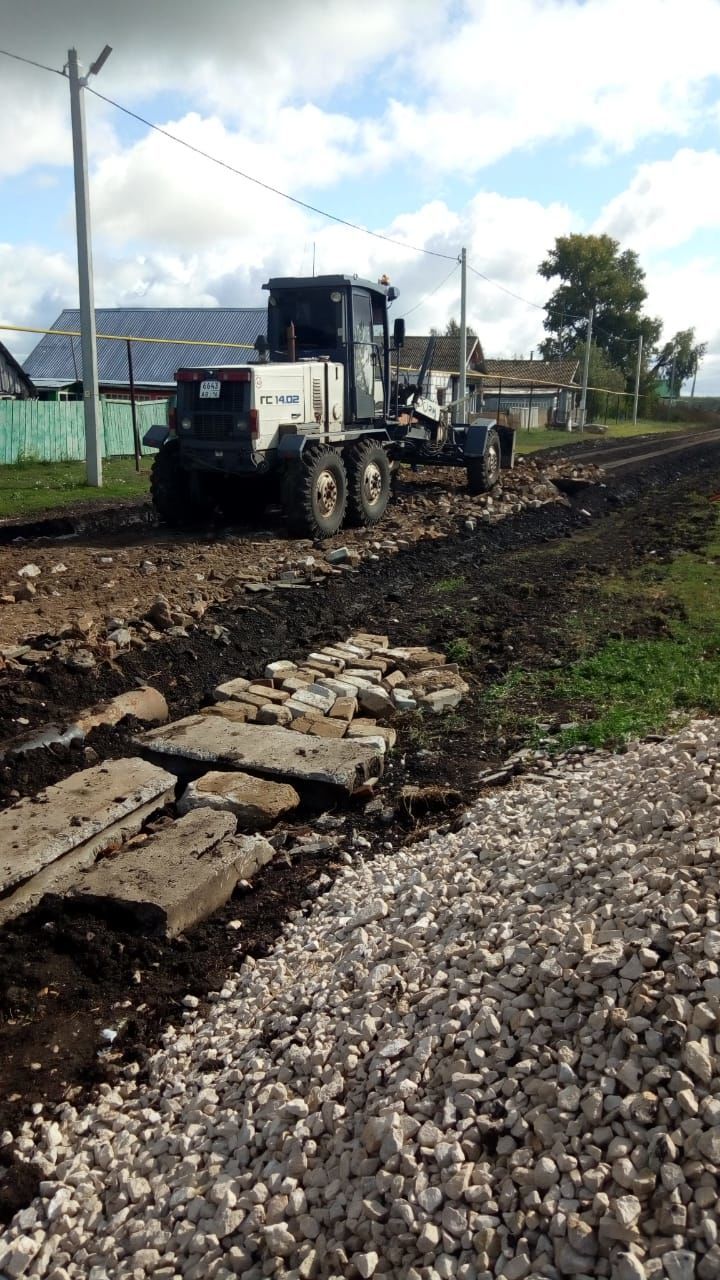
[213,677,251,701]
[284,698,324,722]
[281,673,314,693]
[62,811,273,937]
[308,718,347,739]
[0,758,176,924]
[265,660,296,681]
[246,683,289,704]
[421,688,463,712]
[136,714,383,793]
[408,668,470,695]
[7,687,168,759]
[392,689,418,711]
[257,703,292,727]
[350,633,389,649]
[73,686,169,735]
[347,722,397,749]
[328,696,357,721]
[293,686,335,713]
[177,770,300,828]
[288,715,319,734]
[205,702,254,723]
[383,646,446,669]
[358,685,394,716]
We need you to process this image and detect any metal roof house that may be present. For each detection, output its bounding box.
[0,342,35,399]
[482,358,581,429]
[23,307,266,400]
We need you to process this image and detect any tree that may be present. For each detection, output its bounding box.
[538,233,661,378]
[649,327,707,393]
[443,318,477,338]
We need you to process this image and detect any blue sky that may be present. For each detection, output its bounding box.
[1,0,719,392]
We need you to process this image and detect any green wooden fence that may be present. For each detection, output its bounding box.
[0,399,170,465]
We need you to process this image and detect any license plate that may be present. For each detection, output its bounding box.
[199,379,221,399]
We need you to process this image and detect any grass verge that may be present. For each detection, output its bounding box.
[0,457,150,519]
[483,498,720,750]
[515,418,710,455]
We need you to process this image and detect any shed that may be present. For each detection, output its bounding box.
[0,342,35,399]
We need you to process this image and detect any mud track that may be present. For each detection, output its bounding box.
[1,439,719,1222]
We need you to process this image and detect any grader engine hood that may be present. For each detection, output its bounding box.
[251,362,345,447]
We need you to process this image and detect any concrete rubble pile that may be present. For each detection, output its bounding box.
[0,631,467,933]
[209,632,470,743]
[3,720,720,1279]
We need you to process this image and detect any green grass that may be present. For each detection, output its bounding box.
[432,575,466,594]
[515,417,710,455]
[484,501,720,750]
[0,456,150,519]
[446,637,473,664]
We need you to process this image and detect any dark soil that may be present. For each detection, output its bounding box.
[1,439,719,1222]
[0,496,154,545]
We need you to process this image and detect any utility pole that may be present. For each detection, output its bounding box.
[632,333,643,425]
[578,306,593,432]
[66,45,112,487]
[669,344,676,406]
[458,247,467,423]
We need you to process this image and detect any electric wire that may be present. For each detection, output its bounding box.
[0,43,651,361]
[0,47,64,76]
[86,86,459,264]
[402,262,460,319]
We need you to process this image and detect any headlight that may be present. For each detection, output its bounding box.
[180,417,192,430]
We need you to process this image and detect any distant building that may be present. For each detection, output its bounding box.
[0,341,35,399]
[23,307,266,401]
[392,335,486,414]
[482,358,580,428]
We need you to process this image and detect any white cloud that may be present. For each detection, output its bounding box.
[0,181,571,370]
[0,0,438,177]
[596,149,720,252]
[3,0,720,187]
[645,255,720,392]
[411,0,720,165]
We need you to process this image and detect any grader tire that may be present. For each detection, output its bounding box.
[466,429,501,495]
[282,446,348,538]
[344,439,392,528]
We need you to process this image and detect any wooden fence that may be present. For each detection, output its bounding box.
[0,399,170,464]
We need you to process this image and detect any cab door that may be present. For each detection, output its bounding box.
[352,290,375,421]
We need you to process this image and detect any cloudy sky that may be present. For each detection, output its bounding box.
[1,0,719,392]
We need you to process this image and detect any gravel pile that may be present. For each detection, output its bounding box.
[3,721,720,1280]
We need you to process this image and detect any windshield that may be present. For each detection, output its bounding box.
[268,288,345,355]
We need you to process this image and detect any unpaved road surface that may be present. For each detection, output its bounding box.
[0,457,594,660]
[0,437,719,1228]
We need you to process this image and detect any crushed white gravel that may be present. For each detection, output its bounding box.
[2,720,720,1280]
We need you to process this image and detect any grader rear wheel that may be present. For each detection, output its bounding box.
[345,439,392,527]
[281,445,348,538]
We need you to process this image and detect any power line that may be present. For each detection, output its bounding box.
[402,262,460,318]
[86,85,459,264]
[0,44,657,350]
[0,47,63,76]
[467,262,546,311]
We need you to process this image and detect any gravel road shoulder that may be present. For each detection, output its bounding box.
[2,719,720,1279]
